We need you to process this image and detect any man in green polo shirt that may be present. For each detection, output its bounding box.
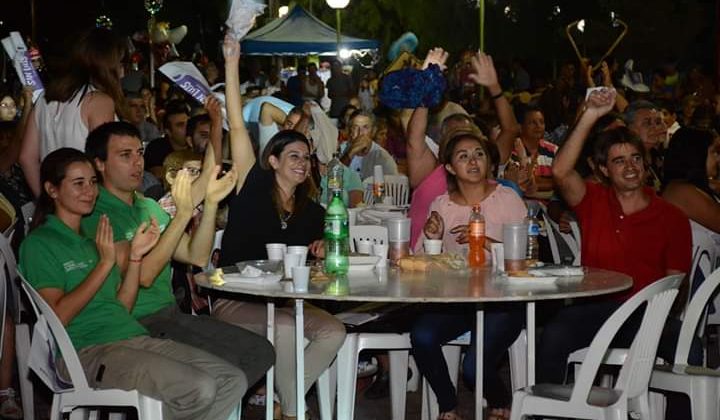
[82,121,274,389]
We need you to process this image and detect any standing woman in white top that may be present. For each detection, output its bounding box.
[20,28,125,197]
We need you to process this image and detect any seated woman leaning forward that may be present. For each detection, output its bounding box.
[413,129,527,420]
[212,36,345,420]
[19,148,246,420]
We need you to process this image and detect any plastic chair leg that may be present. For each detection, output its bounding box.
[388,350,409,420]
[335,334,359,420]
[316,363,335,420]
[15,323,33,420]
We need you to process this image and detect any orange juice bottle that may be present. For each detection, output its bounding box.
[467,204,486,267]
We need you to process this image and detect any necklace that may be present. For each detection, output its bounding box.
[280,210,293,230]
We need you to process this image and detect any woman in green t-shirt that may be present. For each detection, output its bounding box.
[20,147,247,420]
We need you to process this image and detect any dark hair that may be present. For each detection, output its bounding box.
[592,126,646,169]
[623,100,660,125]
[86,121,142,162]
[440,130,492,192]
[663,127,718,197]
[261,130,318,218]
[515,105,543,124]
[45,28,126,118]
[576,113,624,179]
[162,99,190,128]
[32,148,94,230]
[339,104,359,128]
[186,113,211,138]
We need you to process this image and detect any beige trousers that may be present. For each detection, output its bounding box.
[212,299,346,416]
[78,336,246,420]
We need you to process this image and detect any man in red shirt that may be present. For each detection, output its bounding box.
[538,88,692,384]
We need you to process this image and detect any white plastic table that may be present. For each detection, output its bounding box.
[198,266,632,420]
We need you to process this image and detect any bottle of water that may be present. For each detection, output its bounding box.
[326,153,344,206]
[467,204,486,267]
[526,202,540,266]
[324,190,350,275]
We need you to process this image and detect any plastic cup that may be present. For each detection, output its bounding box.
[266,243,287,261]
[348,208,360,226]
[372,243,389,268]
[502,223,528,273]
[423,239,443,255]
[292,266,311,292]
[287,245,309,267]
[356,239,373,255]
[386,218,411,242]
[283,252,301,279]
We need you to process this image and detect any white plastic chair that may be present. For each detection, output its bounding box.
[510,274,682,420]
[18,276,164,420]
[570,267,720,420]
[420,330,528,420]
[349,225,388,253]
[0,230,32,420]
[336,332,413,420]
[541,211,581,266]
[362,175,410,206]
[647,267,720,420]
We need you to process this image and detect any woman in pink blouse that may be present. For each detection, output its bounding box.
[412,129,526,420]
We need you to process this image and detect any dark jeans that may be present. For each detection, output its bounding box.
[410,304,525,411]
[140,304,276,387]
[537,299,702,385]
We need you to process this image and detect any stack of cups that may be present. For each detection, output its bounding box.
[502,222,528,275]
[283,246,308,280]
[386,218,411,264]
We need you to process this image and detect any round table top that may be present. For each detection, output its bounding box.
[197,266,632,304]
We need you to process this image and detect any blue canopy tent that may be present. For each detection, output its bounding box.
[241,5,379,55]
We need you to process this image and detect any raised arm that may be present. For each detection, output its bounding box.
[135,171,194,287]
[553,88,616,207]
[406,47,449,188]
[468,51,519,163]
[173,165,237,266]
[223,35,255,192]
[206,95,224,164]
[260,102,288,127]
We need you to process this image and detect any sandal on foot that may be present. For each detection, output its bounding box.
[486,407,511,420]
[437,411,463,420]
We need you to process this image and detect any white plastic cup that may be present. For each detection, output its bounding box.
[348,208,360,226]
[386,218,411,242]
[356,239,373,254]
[292,266,311,292]
[287,245,309,267]
[423,239,443,255]
[502,223,528,273]
[266,243,287,261]
[283,252,301,278]
[372,243,389,268]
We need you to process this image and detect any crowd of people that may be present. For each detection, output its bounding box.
[0,22,719,420]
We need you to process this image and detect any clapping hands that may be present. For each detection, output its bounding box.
[130,218,161,259]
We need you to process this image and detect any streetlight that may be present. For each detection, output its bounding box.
[278,5,289,18]
[325,0,350,57]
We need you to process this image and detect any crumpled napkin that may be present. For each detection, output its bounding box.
[226,0,266,41]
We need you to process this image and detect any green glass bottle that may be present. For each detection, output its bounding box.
[324,190,350,275]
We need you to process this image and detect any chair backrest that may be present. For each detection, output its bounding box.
[349,225,388,253]
[205,229,225,271]
[674,267,720,365]
[362,175,410,206]
[570,274,682,404]
[18,275,88,392]
[0,229,16,280]
[540,210,581,266]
